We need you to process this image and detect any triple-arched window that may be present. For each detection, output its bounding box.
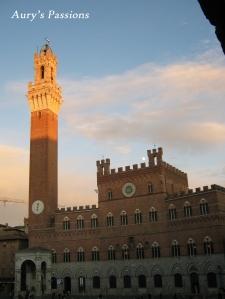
[122,244,129,260]
[203,236,214,255]
[136,243,144,259]
[91,246,100,261]
[152,241,160,258]
[63,248,70,262]
[63,217,70,230]
[91,214,98,228]
[134,209,142,224]
[149,207,158,222]
[168,204,177,220]
[200,198,209,215]
[120,211,128,225]
[184,201,192,217]
[171,240,180,257]
[187,238,197,256]
[106,212,114,227]
[108,245,115,260]
[77,215,84,229]
[77,247,85,262]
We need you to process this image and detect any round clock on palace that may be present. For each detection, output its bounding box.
[122,182,136,197]
[32,200,45,215]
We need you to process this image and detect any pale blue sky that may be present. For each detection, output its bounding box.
[0,0,225,225]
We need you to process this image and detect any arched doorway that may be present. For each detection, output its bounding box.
[51,277,57,290]
[20,260,36,292]
[64,276,71,294]
[190,272,200,294]
[41,262,47,295]
[78,276,85,293]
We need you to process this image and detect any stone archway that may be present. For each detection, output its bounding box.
[20,260,36,293]
[78,276,85,293]
[190,272,200,294]
[41,261,47,295]
[15,247,52,298]
[64,276,71,293]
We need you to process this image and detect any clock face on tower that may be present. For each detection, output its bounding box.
[32,200,45,215]
[122,182,136,197]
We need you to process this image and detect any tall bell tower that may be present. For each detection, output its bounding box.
[27,42,62,232]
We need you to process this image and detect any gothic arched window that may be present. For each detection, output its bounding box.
[122,244,129,260]
[168,204,177,220]
[120,210,128,225]
[106,212,114,227]
[91,214,98,228]
[152,241,160,258]
[77,247,85,262]
[184,201,192,217]
[203,236,214,255]
[63,248,70,263]
[108,245,115,260]
[136,243,144,259]
[77,215,84,229]
[91,246,100,261]
[134,209,142,224]
[171,240,180,257]
[149,207,158,222]
[187,238,197,256]
[63,217,70,230]
[200,198,209,215]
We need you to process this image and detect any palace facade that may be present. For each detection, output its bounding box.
[15,44,225,298]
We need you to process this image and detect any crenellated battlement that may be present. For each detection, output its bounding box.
[162,161,187,178]
[110,162,147,175]
[96,147,186,179]
[96,159,110,175]
[147,147,163,166]
[56,204,97,213]
[166,184,225,200]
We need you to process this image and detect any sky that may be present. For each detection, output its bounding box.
[0,0,225,226]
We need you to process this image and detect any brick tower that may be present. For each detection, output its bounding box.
[27,43,62,234]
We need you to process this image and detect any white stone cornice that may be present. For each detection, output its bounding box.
[27,82,63,114]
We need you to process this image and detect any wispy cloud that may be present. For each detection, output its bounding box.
[60,49,225,152]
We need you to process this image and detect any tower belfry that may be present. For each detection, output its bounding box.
[28,43,62,114]
[27,43,62,234]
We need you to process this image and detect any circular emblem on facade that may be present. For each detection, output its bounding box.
[122,183,136,197]
[32,200,45,215]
